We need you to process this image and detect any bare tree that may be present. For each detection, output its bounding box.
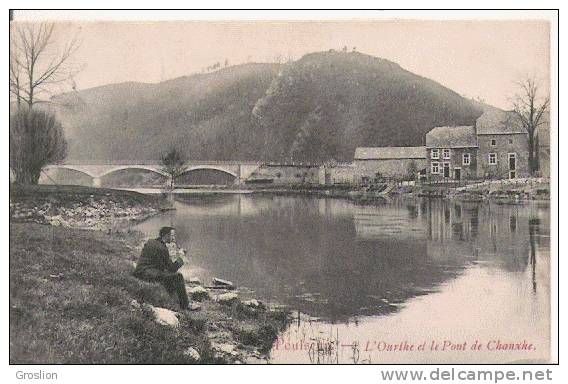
[10,22,81,109]
[160,147,188,188]
[511,75,550,175]
[10,109,68,184]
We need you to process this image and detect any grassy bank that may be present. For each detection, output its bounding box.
[10,223,290,363]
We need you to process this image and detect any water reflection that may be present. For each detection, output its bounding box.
[134,195,549,324]
[133,195,550,363]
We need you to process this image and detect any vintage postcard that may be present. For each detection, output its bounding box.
[9,10,557,368]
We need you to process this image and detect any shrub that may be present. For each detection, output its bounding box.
[10,109,67,185]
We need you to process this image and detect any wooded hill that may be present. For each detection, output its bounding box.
[52,51,485,163]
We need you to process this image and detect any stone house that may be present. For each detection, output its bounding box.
[425,110,530,181]
[353,146,428,182]
[425,126,478,181]
[475,110,529,179]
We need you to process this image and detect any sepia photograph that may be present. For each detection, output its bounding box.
[8,9,557,369]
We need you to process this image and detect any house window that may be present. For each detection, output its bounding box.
[431,149,439,159]
[491,139,496,146]
[463,153,470,165]
[442,149,451,159]
[488,153,497,165]
[509,139,513,144]
[431,162,440,174]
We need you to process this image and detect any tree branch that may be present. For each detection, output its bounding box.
[10,22,82,108]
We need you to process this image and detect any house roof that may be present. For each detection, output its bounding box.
[354,146,427,160]
[425,126,477,148]
[475,109,527,135]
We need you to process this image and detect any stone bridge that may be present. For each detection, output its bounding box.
[41,161,262,187]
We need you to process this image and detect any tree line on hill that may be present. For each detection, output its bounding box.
[10,22,549,185]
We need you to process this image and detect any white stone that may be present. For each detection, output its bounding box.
[212,343,235,354]
[188,277,202,285]
[186,285,210,299]
[242,299,260,307]
[212,278,234,287]
[150,306,179,327]
[187,302,202,311]
[188,285,208,293]
[216,292,238,303]
[183,347,201,361]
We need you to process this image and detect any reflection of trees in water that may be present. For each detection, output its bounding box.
[452,222,464,240]
[406,203,418,219]
[510,214,517,232]
[468,206,479,238]
[455,204,462,219]
[529,218,540,293]
[420,198,428,217]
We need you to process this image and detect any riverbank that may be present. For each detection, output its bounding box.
[93,177,550,206]
[9,185,290,364]
[414,178,551,202]
[240,178,550,205]
[10,223,290,363]
[10,184,172,229]
[125,177,549,204]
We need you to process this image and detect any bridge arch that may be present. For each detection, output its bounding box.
[99,166,170,179]
[43,165,97,179]
[177,166,238,185]
[180,166,238,179]
[42,163,249,187]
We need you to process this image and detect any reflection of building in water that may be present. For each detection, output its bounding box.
[426,199,549,272]
[348,197,548,276]
[350,197,549,275]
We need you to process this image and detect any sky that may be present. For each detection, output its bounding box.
[13,20,550,109]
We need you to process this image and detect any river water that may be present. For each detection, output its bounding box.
[132,194,551,364]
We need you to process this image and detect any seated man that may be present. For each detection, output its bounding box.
[133,226,190,310]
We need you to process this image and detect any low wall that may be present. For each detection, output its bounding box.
[245,164,321,185]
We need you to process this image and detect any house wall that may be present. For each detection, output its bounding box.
[476,134,529,179]
[321,165,356,185]
[353,158,428,181]
[426,147,477,180]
